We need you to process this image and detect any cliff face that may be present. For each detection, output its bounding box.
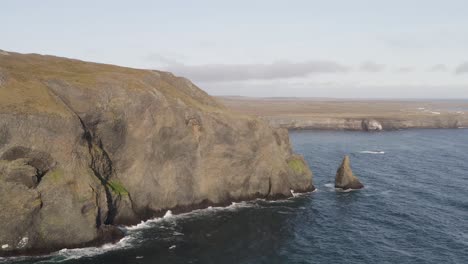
[0,51,313,256]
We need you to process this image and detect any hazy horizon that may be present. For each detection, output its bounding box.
[2,0,468,98]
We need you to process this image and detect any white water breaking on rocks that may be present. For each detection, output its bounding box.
[0,195,315,263]
[359,150,385,154]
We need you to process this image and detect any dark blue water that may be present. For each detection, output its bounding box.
[3,129,468,264]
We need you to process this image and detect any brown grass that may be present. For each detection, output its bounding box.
[218,97,468,120]
[0,51,224,115]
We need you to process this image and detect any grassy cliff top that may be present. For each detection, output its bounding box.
[0,50,222,116]
[219,96,468,120]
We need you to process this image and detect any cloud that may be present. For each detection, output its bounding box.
[428,64,447,72]
[165,60,349,82]
[360,61,385,72]
[455,62,468,74]
[202,80,468,99]
[395,67,414,73]
[144,53,187,66]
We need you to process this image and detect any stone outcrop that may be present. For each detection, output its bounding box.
[0,51,314,256]
[335,156,363,190]
[361,119,383,131]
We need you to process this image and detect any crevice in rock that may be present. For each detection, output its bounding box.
[89,185,102,228]
[32,167,48,185]
[265,177,272,198]
[77,116,117,225]
[37,192,43,209]
[45,86,119,226]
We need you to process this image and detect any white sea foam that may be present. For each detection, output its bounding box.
[359,150,385,154]
[288,189,312,198]
[126,202,255,232]
[126,217,163,231]
[45,236,134,262]
[163,210,173,218]
[335,188,355,193]
[0,235,135,263]
[324,183,336,192]
[290,189,300,197]
[126,210,174,231]
[1,197,308,262]
[326,183,362,193]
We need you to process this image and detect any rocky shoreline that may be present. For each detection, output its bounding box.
[265,116,468,131]
[0,51,314,256]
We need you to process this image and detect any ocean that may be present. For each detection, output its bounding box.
[2,129,468,264]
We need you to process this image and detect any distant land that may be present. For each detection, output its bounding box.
[218,97,468,131]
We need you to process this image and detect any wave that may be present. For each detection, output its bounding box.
[359,150,385,154]
[50,236,134,262]
[0,236,136,264]
[125,195,317,233]
[125,202,255,232]
[1,196,310,263]
[163,210,173,218]
[290,189,301,197]
[335,188,356,193]
[324,183,337,192]
[324,183,365,193]
[126,216,164,231]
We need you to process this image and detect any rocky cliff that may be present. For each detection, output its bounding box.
[266,116,467,131]
[0,50,313,256]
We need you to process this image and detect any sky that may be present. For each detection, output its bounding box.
[1,0,468,98]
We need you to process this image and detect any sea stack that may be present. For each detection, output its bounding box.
[335,155,364,190]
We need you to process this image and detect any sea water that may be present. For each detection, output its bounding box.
[2,129,468,264]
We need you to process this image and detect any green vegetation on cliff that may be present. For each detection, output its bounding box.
[107,180,129,196]
[288,157,307,174]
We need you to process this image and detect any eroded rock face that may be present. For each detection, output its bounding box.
[0,51,314,255]
[361,119,383,131]
[335,155,364,190]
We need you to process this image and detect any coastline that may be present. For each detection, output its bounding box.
[0,190,315,261]
[219,97,468,131]
[0,51,314,257]
[264,116,468,131]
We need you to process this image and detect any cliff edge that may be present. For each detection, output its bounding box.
[0,50,314,256]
